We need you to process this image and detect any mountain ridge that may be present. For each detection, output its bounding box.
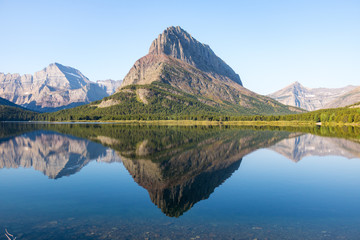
[0,63,116,112]
[148,26,242,85]
[268,81,358,111]
[104,26,301,118]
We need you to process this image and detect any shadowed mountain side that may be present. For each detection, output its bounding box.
[119,130,293,217]
[148,26,242,85]
[269,134,360,162]
[0,130,122,179]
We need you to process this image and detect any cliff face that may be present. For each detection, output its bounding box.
[325,86,360,108]
[116,26,301,115]
[96,79,123,95]
[148,26,242,85]
[120,26,243,96]
[0,63,109,112]
[268,82,358,111]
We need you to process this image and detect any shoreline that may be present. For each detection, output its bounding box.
[3,120,359,127]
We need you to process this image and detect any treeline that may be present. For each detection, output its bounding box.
[1,96,360,125]
[0,105,38,121]
[34,106,360,124]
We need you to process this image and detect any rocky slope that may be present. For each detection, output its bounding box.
[0,63,109,112]
[268,82,358,111]
[0,96,22,108]
[325,86,360,108]
[114,26,301,115]
[96,79,122,95]
[148,26,242,85]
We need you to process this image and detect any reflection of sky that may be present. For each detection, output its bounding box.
[2,147,360,224]
[191,149,360,221]
[0,162,164,220]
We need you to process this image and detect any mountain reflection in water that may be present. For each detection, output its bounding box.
[0,123,360,218]
[0,130,121,179]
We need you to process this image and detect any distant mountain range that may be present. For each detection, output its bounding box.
[1,26,357,118]
[0,63,122,112]
[268,82,360,111]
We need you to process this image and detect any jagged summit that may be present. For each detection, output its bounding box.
[112,26,301,116]
[148,26,242,85]
[36,62,90,90]
[0,63,109,112]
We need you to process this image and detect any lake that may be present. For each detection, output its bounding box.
[0,122,360,239]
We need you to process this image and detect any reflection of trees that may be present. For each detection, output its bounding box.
[2,123,359,217]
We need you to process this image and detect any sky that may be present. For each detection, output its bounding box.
[0,0,359,94]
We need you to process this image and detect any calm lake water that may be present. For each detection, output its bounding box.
[1,122,360,240]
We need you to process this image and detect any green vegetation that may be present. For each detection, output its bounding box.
[0,82,359,126]
[0,105,38,121]
[33,82,298,121]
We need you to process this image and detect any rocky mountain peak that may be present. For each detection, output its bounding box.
[148,26,242,85]
[0,63,109,112]
[37,62,90,90]
[268,82,358,111]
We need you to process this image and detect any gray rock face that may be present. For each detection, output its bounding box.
[122,26,242,88]
[268,81,358,111]
[96,79,123,95]
[325,86,360,108]
[0,63,109,112]
[149,26,242,85]
[118,26,301,115]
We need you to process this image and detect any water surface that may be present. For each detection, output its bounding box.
[0,123,360,239]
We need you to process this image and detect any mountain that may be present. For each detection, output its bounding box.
[325,86,360,109]
[119,26,300,115]
[47,26,301,121]
[268,82,358,111]
[0,63,109,112]
[96,79,123,95]
[122,26,242,87]
[0,96,22,108]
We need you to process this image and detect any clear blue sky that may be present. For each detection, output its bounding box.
[0,0,359,94]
